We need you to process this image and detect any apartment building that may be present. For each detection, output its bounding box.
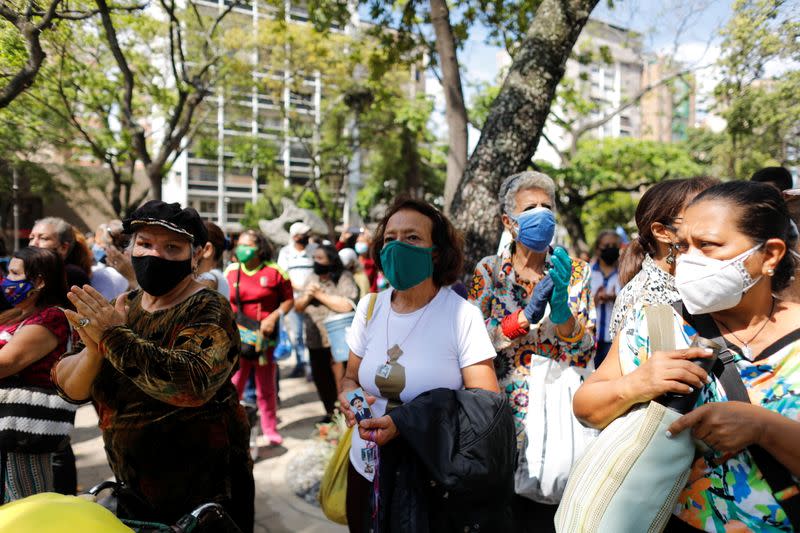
[640,58,697,143]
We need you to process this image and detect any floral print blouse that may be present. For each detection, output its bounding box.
[618,306,800,532]
[609,254,680,339]
[469,243,597,445]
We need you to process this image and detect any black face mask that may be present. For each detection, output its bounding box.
[296,236,310,246]
[600,246,620,265]
[313,262,333,276]
[132,255,192,296]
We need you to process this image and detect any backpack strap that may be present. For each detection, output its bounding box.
[365,292,378,325]
[672,301,800,528]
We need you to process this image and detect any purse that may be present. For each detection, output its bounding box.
[318,293,378,525]
[515,358,597,504]
[0,381,77,453]
[555,304,696,533]
[234,266,279,357]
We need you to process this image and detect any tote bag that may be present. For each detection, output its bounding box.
[555,304,695,533]
[515,357,597,504]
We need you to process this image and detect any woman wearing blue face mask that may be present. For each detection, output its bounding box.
[575,181,800,533]
[468,170,597,532]
[0,247,73,502]
[337,197,502,533]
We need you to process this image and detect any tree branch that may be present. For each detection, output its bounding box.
[569,66,696,156]
[582,179,651,203]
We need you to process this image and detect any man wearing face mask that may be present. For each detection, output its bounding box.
[277,222,315,378]
[590,230,622,366]
[468,171,596,532]
[52,201,255,532]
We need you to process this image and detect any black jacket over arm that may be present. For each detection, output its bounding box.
[369,388,515,533]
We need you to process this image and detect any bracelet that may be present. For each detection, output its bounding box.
[501,312,528,340]
[556,320,585,343]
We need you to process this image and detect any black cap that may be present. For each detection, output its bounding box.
[123,200,208,247]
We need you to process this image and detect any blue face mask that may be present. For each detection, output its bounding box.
[355,242,369,256]
[1,277,35,306]
[510,207,556,252]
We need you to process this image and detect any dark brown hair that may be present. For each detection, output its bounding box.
[204,221,228,263]
[371,197,464,287]
[69,229,93,276]
[619,176,719,285]
[239,229,273,263]
[691,181,798,292]
[13,247,68,308]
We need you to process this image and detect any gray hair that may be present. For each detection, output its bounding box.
[34,217,74,246]
[499,171,557,215]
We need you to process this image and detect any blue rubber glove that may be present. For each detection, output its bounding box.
[524,274,554,325]
[548,247,573,325]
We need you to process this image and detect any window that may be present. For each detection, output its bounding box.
[228,200,247,215]
[188,164,217,182]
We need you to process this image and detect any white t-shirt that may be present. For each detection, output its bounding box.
[197,268,230,300]
[276,244,314,294]
[91,264,129,301]
[345,287,496,480]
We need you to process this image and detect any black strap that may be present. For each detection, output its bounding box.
[674,303,800,528]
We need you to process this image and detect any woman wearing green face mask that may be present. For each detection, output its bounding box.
[337,198,501,532]
[225,229,294,446]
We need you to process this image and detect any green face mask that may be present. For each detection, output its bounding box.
[379,240,434,291]
[235,245,257,263]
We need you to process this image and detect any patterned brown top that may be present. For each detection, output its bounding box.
[301,271,359,350]
[61,289,253,529]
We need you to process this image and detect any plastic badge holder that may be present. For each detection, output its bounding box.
[655,336,720,415]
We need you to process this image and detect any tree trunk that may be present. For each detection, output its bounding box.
[450,0,599,271]
[430,0,468,214]
[401,125,423,198]
[559,204,588,254]
[148,168,162,201]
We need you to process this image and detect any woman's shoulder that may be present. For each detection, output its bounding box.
[28,306,67,324]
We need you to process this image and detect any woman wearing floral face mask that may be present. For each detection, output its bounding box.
[468,171,596,531]
[575,181,800,532]
[0,247,72,502]
[338,197,499,532]
[226,229,294,447]
[53,201,255,532]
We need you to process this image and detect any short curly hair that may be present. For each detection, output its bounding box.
[371,197,464,287]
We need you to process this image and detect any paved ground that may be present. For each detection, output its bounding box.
[72,362,347,533]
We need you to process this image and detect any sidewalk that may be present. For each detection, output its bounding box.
[72,362,347,533]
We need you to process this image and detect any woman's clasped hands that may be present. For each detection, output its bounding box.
[64,285,128,350]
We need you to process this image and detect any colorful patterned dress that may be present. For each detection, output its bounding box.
[609,254,680,339]
[468,243,597,446]
[618,306,800,532]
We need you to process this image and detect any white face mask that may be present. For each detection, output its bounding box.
[675,244,763,315]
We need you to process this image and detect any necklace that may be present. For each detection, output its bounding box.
[714,297,776,360]
[383,292,435,363]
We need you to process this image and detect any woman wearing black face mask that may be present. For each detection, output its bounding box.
[295,244,359,418]
[52,201,254,532]
[590,230,622,366]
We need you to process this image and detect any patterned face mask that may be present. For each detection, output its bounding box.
[1,277,35,306]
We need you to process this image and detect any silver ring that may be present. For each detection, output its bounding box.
[76,317,90,328]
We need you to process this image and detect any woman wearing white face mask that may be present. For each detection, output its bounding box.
[574,181,800,532]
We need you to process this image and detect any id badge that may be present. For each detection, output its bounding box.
[376,364,392,379]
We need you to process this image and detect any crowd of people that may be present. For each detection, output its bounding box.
[0,165,798,533]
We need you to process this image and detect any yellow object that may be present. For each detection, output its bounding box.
[0,493,133,533]
[318,425,354,525]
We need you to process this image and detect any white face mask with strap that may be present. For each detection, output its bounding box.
[675,244,763,315]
